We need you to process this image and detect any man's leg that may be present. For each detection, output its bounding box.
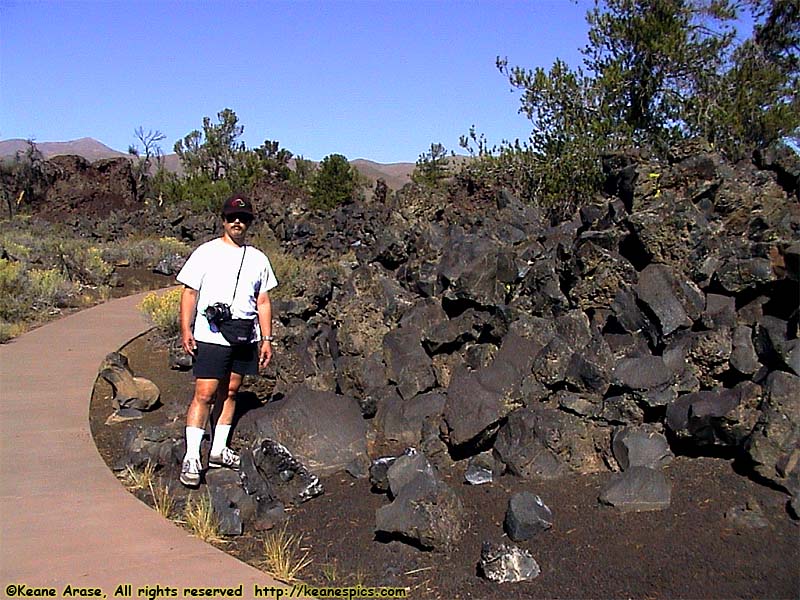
[181,378,220,487]
[209,372,244,468]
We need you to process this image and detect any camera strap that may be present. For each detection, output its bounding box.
[230,246,247,306]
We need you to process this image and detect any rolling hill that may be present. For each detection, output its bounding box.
[0,138,415,190]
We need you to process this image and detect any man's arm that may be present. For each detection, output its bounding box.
[256,291,273,369]
[180,286,199,356]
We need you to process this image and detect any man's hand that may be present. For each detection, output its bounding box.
[182,331,197,356]
[259,340,272,370]
[180,286,199,356]
[256,290,273,372]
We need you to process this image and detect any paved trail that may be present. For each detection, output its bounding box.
[0,292,280,596]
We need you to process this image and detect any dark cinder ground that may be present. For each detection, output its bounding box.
[91,331,800,600]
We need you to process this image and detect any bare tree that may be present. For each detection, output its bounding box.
[129,127,166,201]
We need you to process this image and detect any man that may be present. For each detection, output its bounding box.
[176,193,278,487]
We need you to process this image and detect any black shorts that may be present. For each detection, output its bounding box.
[193,341,258,379]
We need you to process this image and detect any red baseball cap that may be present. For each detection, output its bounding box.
[221,194,254,217]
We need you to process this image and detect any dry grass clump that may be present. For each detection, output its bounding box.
[149,479,175,519]
[183,492,224,544]
[121,461,157,491]
[261,522,312,582]
[120,463,175,519]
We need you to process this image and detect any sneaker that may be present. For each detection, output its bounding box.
[180,457,202,487]
[209,446,240,470]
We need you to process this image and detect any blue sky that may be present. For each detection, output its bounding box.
[2,0,596,163]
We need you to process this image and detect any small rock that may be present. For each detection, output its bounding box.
[478,541,541,583]
[345,454,371,479]
[154,253,186,276]
[240,439,323,506]
[375,451,466,551]
[206,469,245,536]
[599,466,672,512]
[504,492,553,541]
[612,426,673,471]
[369,455,398,493]
[386,449,435,498]
[724,499,770,530]
[169,342,193,370]
[464,451,499,485]
[98,352,160,411]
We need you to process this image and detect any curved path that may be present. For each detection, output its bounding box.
[0,292,280,595]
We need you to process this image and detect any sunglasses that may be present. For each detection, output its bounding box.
[225,213,253,225]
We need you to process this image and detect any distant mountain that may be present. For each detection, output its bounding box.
[0,137,129,162]
[0,137,415,190]
[350,159,413,190]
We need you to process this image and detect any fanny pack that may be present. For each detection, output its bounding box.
[218,318,256,346]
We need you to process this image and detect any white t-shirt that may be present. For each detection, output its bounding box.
[177,238,278,346]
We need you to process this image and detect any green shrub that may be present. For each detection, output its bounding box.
[56,242,114,286]
[0,258,25,321]
[0,258,78,323]
[0,224,114,287]
[138,288,181,338]
[103,236,190,269]
[310,154,357,210]
[0,237,31,261]
[152,171,234,213]
[28,267,77,309]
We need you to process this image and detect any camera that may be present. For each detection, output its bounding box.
[204,302,232,326]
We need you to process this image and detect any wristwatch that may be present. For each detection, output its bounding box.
[262,335,274,342]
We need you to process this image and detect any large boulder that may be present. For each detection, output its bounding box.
[666,382,762,449]
[442,365,514,450]
[441,331,539,450]
[377,390,446,447]
[754,316,798,375]
[745,371,800,492]
[382,328,436,400]
[611,354,678,408]
[493,406,608,478]
[236,385,368,477]
[327,264,409,357]
[98,352,160,413]
[437,233,506,308]
[568,241,637,312]
[635,264,704,337]
[730,325,762,376]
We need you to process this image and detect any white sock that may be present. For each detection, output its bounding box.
[184,426,205,460]
[211,424,232,456]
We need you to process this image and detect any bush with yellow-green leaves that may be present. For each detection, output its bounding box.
[0,219,188,342]
[138,288,181,339]
[0,257,80,342]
